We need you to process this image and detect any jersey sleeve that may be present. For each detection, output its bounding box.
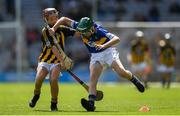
[96,23,115,40]
[105,32,115,39]
[71,21,78,29]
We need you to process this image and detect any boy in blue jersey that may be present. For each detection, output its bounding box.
[49,17,145,111]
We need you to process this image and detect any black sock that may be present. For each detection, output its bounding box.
[51,101,57,105]
[130,75,140,84]
[51,101,57,107]
[51,98,57,103]
[32,94,39,102]
[162,78,166,88]
[34,94,39,98]
[51,101,57,110]
[88,94,96,106]
[88,94,96,101]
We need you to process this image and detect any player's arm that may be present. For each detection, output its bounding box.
[57,25,80,38]
[102,35,120,49]
[49,17,75,35]
[95,34,120,50]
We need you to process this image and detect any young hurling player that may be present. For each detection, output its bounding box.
[157,33,176,88]
[128,31,151,88]
[48,17,145,111]
[29,8,75,111]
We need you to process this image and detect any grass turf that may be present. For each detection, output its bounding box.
[0,82,180,115]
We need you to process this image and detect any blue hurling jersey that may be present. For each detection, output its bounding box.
[72,21,115,53]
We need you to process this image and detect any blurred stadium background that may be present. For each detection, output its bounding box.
[0,0,180,83]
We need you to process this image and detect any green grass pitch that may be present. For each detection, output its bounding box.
[0,82,180,115]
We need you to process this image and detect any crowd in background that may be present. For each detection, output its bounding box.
[1,0,180,22]
[0,0,179,82]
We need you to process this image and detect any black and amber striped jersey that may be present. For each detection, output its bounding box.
[130,39,149,64]
[38,25,75,64]
[159,44,176,67]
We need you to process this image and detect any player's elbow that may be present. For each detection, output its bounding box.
[58,17,66,25]
[59,17,71,26]
[60,16,67,21]
[114,36,120,44]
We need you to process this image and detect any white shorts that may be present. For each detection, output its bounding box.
[131,62,147,72]
[37,62,60,72]
[157,64,175,73]
[90,48,119,67]
[37,62,61,79]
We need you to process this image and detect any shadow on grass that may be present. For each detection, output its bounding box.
[34,109,85,112]
[34,109,120,113]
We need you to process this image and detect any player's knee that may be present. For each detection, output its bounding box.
[35,75,45,82]
[49,76,58,82]
[119,69,131,78]
[51,71,60,78]
[125,70,132,76]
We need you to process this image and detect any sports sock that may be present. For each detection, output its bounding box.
[32,94,40,101]
[51,98,57,103]
[130,75,140,84]
[88,94,96,101]
[88,94,96,106]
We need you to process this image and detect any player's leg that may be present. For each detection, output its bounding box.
[143,74,148,88]
[81,61,103,111]
[29,66,48,108]
[166,67,174,89]
[89,62,103,95]
[138,70,148,88]
[158,65,165,88]
[167,74,171,89]
[165,72,171,89]
[49,65,60,111]
[162,76,166,88]
[111,59,145,92]
[144,65,152,88]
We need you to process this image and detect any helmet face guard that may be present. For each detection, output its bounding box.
[43,8,58,20]
[77,17,94,35]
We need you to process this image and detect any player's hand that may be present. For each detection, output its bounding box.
[59,56,74,70]
[94,44,105,50]
[48,28,55,36]
[64,56,74,70]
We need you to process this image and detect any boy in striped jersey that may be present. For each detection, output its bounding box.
[157,33,176,88]
[129,31,151,88]
[29,8,76,111]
